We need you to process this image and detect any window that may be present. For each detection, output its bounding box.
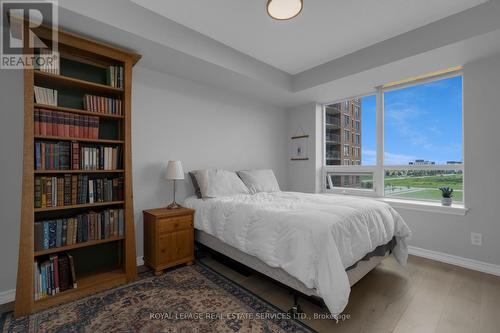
[344,130,350,142]
[325,171,374,190]
[343,145,350,157]
[383,75,463,203]
[344,115,350,126]
[324,72,463,203]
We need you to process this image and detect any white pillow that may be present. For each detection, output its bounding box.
[237,169,280,194]
[192,169,250,198]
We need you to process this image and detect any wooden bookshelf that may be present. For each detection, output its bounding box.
[32,269,126,311]
[35,237,125,256]
[34,135,124,144]
[15,24,141,317]
[34,104,125,119]
[34,70,124,94]
[34,201,125,213]
[35,169,124,174]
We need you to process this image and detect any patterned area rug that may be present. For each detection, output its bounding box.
[0,263,316,332]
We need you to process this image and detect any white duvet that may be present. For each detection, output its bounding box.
[183,191,411,315]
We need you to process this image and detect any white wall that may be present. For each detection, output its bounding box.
[0,65,288,298]
[288,52,500,267]
[0,70,24,300]
[131,66,288,260]
[401,52,500,265]
[287,103,323,193]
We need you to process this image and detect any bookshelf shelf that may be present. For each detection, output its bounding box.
[34,236,125,256]
[34,169,124,174]
[34,70,124,95]
[15,24,140,317]
[34,201,125,213]
[34,103,124,119]
[34,135,124,144]
[33,269,126,311]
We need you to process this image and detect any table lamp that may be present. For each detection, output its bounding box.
[165,160,184,209]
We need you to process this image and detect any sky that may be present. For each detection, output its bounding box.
[360,76,463,165]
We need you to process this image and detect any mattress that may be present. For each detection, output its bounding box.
[196,229,392,296]
[184,191,411,315]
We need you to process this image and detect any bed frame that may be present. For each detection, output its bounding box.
[196,230,387,312]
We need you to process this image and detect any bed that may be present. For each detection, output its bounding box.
[183,190,411,316]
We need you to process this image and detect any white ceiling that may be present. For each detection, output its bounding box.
[130,0,487,74]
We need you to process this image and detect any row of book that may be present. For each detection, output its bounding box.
[34,253,77,300]
[35,141,123,171]
[106,66,124,88]
[34,109,99,139]
[37,50,60,75]
[78,145,123,170]
[35,141,70,170]
[34,175,124,208]
[83,94,122,115]
[34,208,125,251]
[34,86,58,106]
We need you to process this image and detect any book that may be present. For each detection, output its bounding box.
[34,176,42,208]
[67,253,77,288]
[34,109,99,140]
[58,254,70,292]
[33,208,125,250]
[34,251,76,300]
[77,145,122,171]
[105,65,124,88]
[83,94,122,115]
[34,87,58,106]
[37,49,60,75]
[34,222,44,251]
[35,174,122,208]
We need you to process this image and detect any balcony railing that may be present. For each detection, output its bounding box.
[326,105,341,114]
[325,133,340,143]
[325,117,340,127]
[326,151,340,159]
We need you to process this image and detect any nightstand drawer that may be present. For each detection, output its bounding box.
[158,230,194,265]
[158,216,193,233]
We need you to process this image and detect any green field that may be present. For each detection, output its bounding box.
[385,174,463,190]
[386,188,463,202]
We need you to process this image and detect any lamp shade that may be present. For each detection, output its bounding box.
[165,160,184,180]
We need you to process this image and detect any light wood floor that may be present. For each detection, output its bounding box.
[201,255,500,333]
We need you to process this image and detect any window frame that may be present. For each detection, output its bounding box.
[322,70,465,206]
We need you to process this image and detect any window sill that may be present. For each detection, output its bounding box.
[323,190,468,215]
[380,198,468,216]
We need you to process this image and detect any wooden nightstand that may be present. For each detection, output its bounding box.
[143,207,195,275]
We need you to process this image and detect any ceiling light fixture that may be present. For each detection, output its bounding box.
[267,0,303,21]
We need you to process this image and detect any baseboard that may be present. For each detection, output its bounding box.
[408,246,500,277]
[136,256,144,266]
[0,289,15,305]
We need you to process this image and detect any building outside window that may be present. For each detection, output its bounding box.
[343,144,350,157]
[324,72,463,203]
[344,115,350,127]
[344,130,350,142]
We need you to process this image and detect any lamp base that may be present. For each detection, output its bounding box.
[166,201,182,209]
